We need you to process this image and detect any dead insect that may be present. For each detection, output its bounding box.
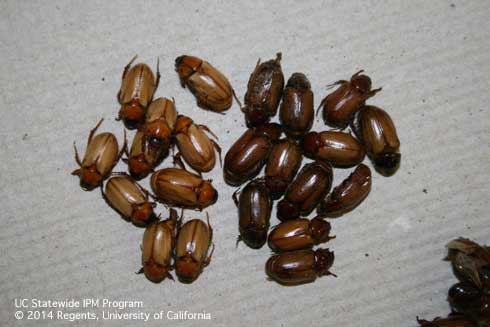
[224,123,282,186]
[125,131,167,180]
[268,217,335,252]
[118,56,160,129]
[264,138,303,200]
[72,119,125,191]
[319,70,381,129]
[448,282,482,317]
[242,53,284,127]
[303,130,365,167]
[150,168,218,210]
[102,173,156,226]
[266,248,335,286]
[351,105,401,176]
[318,164,371,217]
[277,161,333,221]
[234,178,272,249]
[140,209,180,283]
[279,73,314,138]
[175,55,238,112]
[175,216,214,283]
[173,115,221,173]
[142,97,178,149]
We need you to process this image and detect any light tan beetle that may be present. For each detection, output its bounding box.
[72,119,125,191]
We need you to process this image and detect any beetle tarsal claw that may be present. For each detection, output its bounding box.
[136,268,144,274]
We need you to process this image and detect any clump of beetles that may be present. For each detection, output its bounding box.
[72,55,241,283]
[72,52,402,286]
[225,53,401,286]
[417,238,490,327]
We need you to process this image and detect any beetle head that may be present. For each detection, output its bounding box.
[128,155,152,180]
[143,260,171,283]
[120,102,145,130]
[175,257,200,283]
[314,248,335,276]
[132,203,156,226]
[374,152,401,177]
[276,200,300,222]
[198,182,218,208]
[175,56,201,82]
[310,217,334,244]
[351,74,372,94]
[72,166,102,191]
[302,132,321,158]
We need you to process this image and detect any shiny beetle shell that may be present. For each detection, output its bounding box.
[268,217,334,252]
[266,248,335,286]
[126,131,166,180]
[174,115,220,173]
[243,53,285,127]
[175,55,235,112]
[351,105,401,176]
[72,119,123,191]
[318,163,372,217]
[224,123,282,186]
[118,57,159,129]
[303,131,365,167]
[235,179,272,249]
[150,168,218,210]
[141,209,179,283]
[279,73,314,138]
[103,174,156,226]
[264,138,302,200]
[142,97,177,148]
[320,70,381,129]
[175,218,213,283]
[277,161,333,221]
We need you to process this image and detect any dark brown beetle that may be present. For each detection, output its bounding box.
[448,282,482,316]
[417,315,477,327]
[233,178,272,249]
[279,73,314,138]
[318,164,372,217]
[125,131,167,180]
[175,217,214,283]
[118,56,160,129]
[140,209,180,283]
[242,53,284,127]
[266,248,335,286]
[319,70,381,129]
[174,115,221,173]
[150,168,218,210]
[175,55,238,112]
[224,123,282,186]
[303,131,365,167]
[102,173,156,226]
[142,97,177,150]
[351,105,401,176]
[268,217,334,252]
[264,138,302,200]
[277,161,333,221]
[72,119,125,191]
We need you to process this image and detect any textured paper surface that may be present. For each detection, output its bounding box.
[1,1,489,326]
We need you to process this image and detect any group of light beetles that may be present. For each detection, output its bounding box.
[72,52,401,286]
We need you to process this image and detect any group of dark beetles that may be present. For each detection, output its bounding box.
[72,51,401,286]
[417,238,490,327]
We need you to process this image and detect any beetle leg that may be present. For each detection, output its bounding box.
[232,189,240,207]
[87,118,104,146]
[254,58,261,69]
[173,152,186,170]
[235,235,242,248]
[351,69,365,78]
[73,142,82,167]
[232,89,242,108]
[365,87,382,99]
[117,130,128,162]
[123,55,137,80]
[316,98,326,117]
[155,57,161,90]
[204,243,215,267]
[166,271,175,281]
[212,140,222,168]
[136,267,144,274]
[325,80,348,90]
[199,124,219,140]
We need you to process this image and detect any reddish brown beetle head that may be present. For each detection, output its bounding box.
[174,115,193,134]
[143,260,171,283]
[131,203,156,226]
[240,227,268,249]
[175,56,201,83]
[287,72,311,90]
[277,200,300,222]
[120,102,145,130]
[144,121,172,147]
[128,155,152,180]
[373,152,401,177]
[302,132,320,158]
[314,248,335,276]
[175,257,200,283]
[310,217,333,244]
[72,166,103,191]
[245,107,270,127]
[351,74,372,94]
[198,182,218,208]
